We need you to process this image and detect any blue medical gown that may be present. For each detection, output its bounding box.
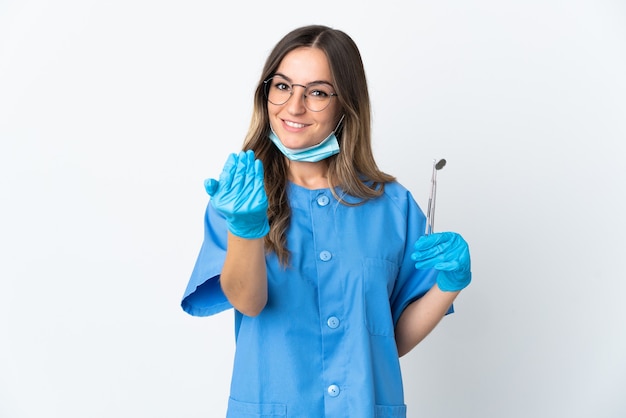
[181,181,452,418]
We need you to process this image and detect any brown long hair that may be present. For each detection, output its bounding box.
[242,25,395,265]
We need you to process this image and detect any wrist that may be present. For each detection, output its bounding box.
[227,217,270,239]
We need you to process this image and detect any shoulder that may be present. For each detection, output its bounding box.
[381,181,415,204]
[379,180,426,219]
[382,180,410,195]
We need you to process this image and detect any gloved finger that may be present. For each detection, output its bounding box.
[413,232,455,251]
[412,232,458,256]
[413,259,434,270]
[412,250,450,265]
[242,150,256,195]
[204,178,219,196]
[413,253,450,270]
[251,157,266,199]
[434,260,462,272]
[412,238,458,262]
[253,158,264,185]
[218,153,238,190]
[244,149,255,167]
[231,151,250,194]
[413,253,465,271]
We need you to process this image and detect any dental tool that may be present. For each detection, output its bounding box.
[425,158,447,235]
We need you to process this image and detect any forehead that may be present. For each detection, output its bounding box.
[275,47,332,83]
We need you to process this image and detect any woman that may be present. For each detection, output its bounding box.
[181,25,471,418]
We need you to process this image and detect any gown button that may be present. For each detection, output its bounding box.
[319,251,332,262]
[317,195,330,206]
[327,384,340,397]
[327,316,340,329]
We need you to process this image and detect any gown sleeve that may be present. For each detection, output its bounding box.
[389,188,454,327]
[181,202,233,317]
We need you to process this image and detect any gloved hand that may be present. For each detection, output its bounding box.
[411,232,471,292]
[204,150,270,239]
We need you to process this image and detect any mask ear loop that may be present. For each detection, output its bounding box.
[333,114,346,137]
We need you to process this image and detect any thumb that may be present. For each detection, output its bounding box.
[204,178,219,196]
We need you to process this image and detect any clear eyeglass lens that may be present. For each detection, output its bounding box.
[265,77,335,112]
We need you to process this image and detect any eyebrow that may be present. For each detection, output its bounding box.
[273,72,334,87]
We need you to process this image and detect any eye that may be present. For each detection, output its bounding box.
[274,82,291,92]
[307,84,333,99]
[309,89,328,98]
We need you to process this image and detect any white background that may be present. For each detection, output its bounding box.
[1,1,625,417]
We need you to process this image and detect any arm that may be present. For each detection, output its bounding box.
[220,232,267,316]
[395,231,472,356]
[395,285,459,357]
[205,150,270,316]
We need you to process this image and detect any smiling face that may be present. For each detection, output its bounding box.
[268,47,341,151]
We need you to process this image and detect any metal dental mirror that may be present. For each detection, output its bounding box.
[425,158,446,235]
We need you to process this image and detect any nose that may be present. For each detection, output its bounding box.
[285,84,307,114]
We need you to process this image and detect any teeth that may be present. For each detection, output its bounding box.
[285,120,306,128]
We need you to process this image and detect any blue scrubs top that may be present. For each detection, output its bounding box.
[181,181,451,418]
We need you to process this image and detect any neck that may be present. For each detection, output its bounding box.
[287,159,330,189]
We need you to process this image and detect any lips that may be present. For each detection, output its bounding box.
[284,120,307,129]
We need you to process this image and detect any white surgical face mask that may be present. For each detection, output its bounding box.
[268,115,344,162]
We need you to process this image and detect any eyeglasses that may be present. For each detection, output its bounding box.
[263,75,338,112]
